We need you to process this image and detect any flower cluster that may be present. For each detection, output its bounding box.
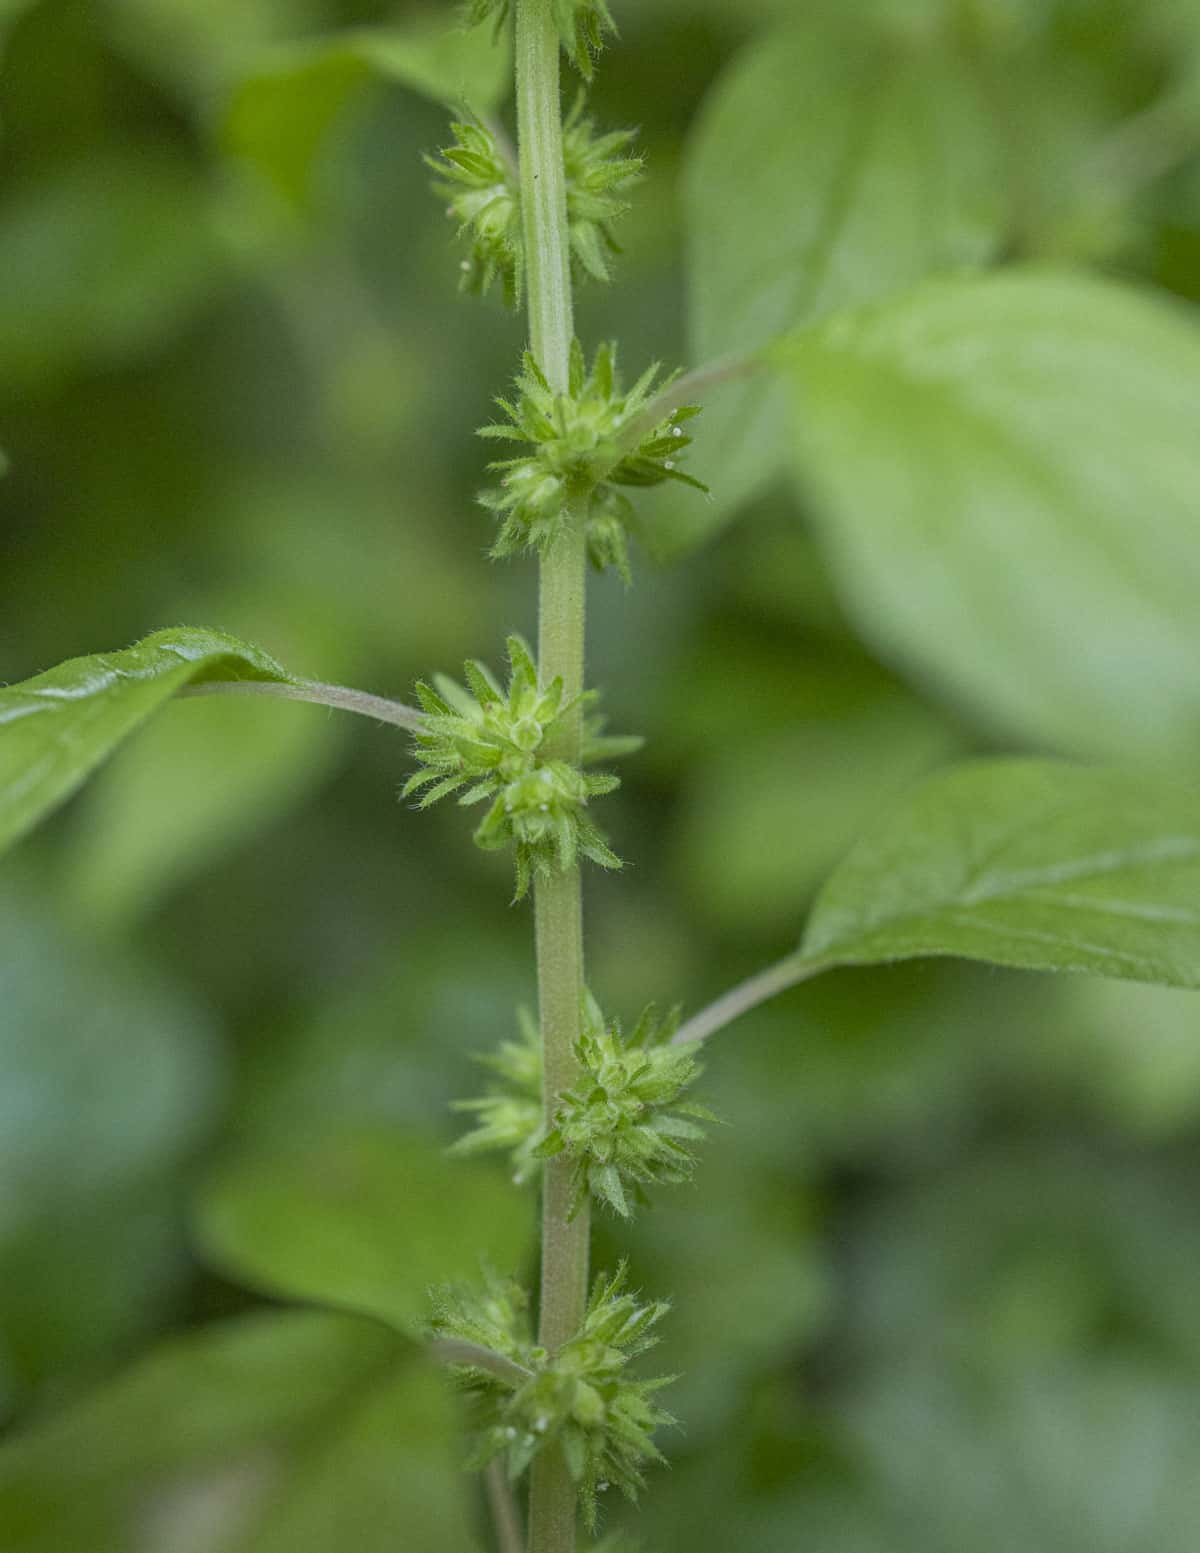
[452,994,712,1217]
[428,102,641,308]
[425,118,521,307]
[403,635,633,899]
[480,340,705,575]
[431,1264,673,1529]
[562,94,642,284]
[451,1007,544,1184]
[537,994,713,1218]
[467,0,617,79]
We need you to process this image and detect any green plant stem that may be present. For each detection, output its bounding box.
[180,679,421,729]
[430,1337,534,1388]
[486,1459,526,1553]
[619,350,759,451]
[516,3,588,1550]
[671,953,821,1047]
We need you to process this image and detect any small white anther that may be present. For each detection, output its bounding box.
[534,1415,550,1433]
[671,426,684,438]
[663,460,676,470]
[460,259,471,271]
[598,1481,610,1493]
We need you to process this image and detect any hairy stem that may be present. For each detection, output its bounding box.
[486,1459,526,1553]
[516,4,588,1551]
[671,953,820,1047]
[620,350,759,451]
[180,679,421,730]
[430,1337,534,1388]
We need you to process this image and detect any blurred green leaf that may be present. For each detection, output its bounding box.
[61,694,345,930]
[0,1186,185,1422]
[0,894,219,1239]
[620,1145,829,1429]
[1059,976,1200,1136]
[105,0,323,98]
[0,0,33,43]
[0,154,223,397]
[660,13,1006,554]
[0,1310,480,1553]
[0,890,221,1408]
[196,1129,533,1334]
[779,268,1200,761]
[801,759,1200,987]
[845,1143,1200,1378]
[223,16,512,212]
[0,627,307,859]
[845,1360,1200,1552]
[673,671,960,932]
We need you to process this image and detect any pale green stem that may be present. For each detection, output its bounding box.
[618,350,759,452]
[180,679,421,730]
[486,1459,526,1553]
[515,3,589,1551]
[430,1337,534,1388]
[671,954,823,1047]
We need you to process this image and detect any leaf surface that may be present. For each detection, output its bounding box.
[196,1129,533,1334]
[801,760,1200,989]
[62,693,344,929]
[662,13,1006,554]
[0,627,299,858]
[0,1311,478,1553]
[780,269,1200,761]
[224,17,511,210]
[0,154,222,398]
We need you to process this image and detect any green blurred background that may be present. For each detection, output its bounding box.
[4,0,1200,1547]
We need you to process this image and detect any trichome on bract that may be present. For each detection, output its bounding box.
[537,993,714,1218]
[480,340,705,579]
[427,101,640,307]
[466,0,618,78]
[454,994,714,1218]
[403,634,632,899]
[431,1263,674,1529]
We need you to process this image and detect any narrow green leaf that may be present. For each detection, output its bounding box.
[224,16,511,211]
[0,1311,478,1553]
[801,760,1200,989]
[661,12,1007,554]
[0,627,299,859]
[778,268,1200,763]
[195,1129,533,1334]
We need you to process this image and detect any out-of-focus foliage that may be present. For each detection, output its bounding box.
[0,628,305,855]
[781,271,1200,761]
[667,11,1008,553]
[197,1129,533,1332]
[798,760,1200,986]
[3,0,1200,1549]
[0,1312,480,1553]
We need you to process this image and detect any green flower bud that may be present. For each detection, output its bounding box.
[425,118,522,307]
[451,1008,544,1184]
[428,98,640,306]
[404,635,631,898]
[466,0,617,80]
[562,92,642,283]
[479,340,706,569]
[430,1263,673,1530]
[536,993,715,1218]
